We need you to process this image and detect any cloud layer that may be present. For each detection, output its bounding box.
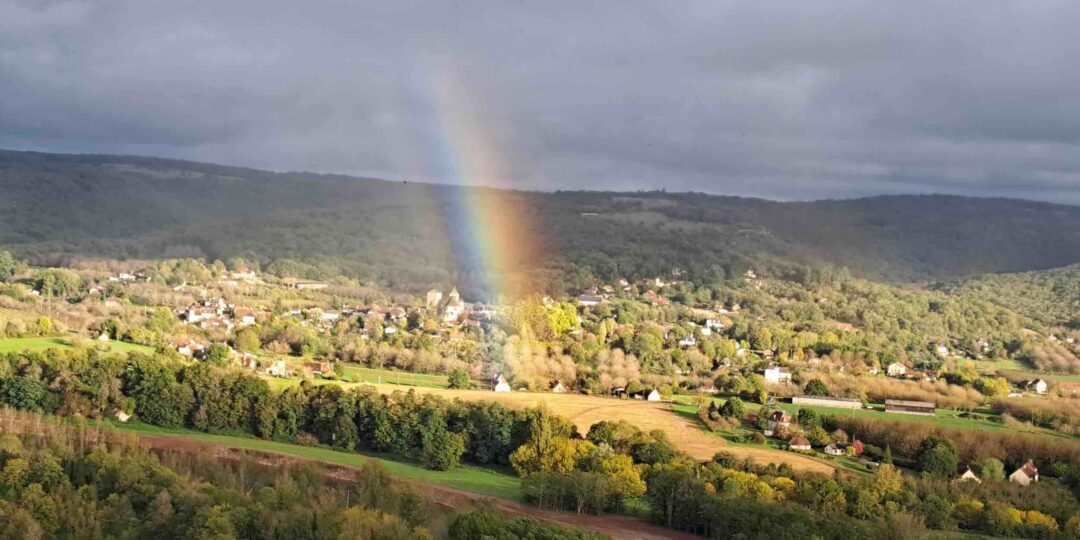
[2,1,1079,203]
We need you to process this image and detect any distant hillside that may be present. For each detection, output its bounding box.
[938,264,1080,328]
[3,149,1080,294]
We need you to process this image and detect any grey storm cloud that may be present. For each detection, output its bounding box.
[2,0,1079,203]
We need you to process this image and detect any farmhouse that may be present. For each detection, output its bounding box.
[551,381,568,393]
[886,362,907,377]
[492,374,511,392]
[959,468,981,483]
[1022,378,1049,395]
[266,360,288,377]
[824,444,845,456]
[1010,460,1039,486]
[763,365,792,385]
[885,399,936,416]
[646,389,662,401]
[788,437,812,451]
[766,410,792,434]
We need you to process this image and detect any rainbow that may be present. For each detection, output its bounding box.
[426,64,543,302]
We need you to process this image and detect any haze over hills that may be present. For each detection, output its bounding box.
[3,149,1080,295]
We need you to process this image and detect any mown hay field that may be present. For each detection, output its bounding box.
[365,384,835,474]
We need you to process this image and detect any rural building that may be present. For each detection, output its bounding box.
[791,395,862,409]
[766,410,792,434]
[885,399,935,416]
[763,365,792,384]
[886,362,907,377]
[646,389,662,401]
[788,437,812,451]
[493,374,511,392]
[824,444,845,456]
[304,361,332,376]
[934,344,950,357]
[1023,379,1049,395]
[266,360,288,377]
[443,288,465,322]
[959,468,981,483]
[678,337,697,348]
[425,288,443,309]
[577,294,604,306]
[1010,460,1039,486]
[551,381,567,393]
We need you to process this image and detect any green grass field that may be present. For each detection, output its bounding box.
[111,422,522,500]
[0,336,154,355]
[341,365,451,388]
[674,395,1011,433]
[262,365,465,392]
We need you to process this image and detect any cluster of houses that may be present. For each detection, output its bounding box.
[426,287,497,326]
[176,297,259,330]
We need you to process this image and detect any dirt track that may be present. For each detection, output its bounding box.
[137,434,699,540]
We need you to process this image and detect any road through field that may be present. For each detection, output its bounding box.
[367,384,835,474]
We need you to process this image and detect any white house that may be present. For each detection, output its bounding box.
[551,381,567,393]
[266,360,288,377]
[934,344,950,357]
[1024,379,1049,395]
[646,389,662,401]
[763,365,792,384]
[1010,460,1039,486]
[493,374,512,392]
[959,468,981,483]
[824,444,845,456]
[678,337,697,348]
[443,288,465,323]
[886,362,907,378]
[788,437,812,451]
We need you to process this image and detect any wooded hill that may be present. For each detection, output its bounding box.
[3,148,1080,295]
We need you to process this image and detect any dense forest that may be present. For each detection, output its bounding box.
[3,149,1080,298]
[939,265,1080,328]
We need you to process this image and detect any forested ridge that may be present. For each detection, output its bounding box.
[3,149,1080,295]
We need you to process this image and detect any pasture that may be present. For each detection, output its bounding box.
[0,336,154,355]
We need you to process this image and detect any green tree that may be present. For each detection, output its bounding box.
[234,328,260,353]
[447,369,470,389]
[803,379,829,396]
[719,397,746,419]
[979,457,1006,482]
[0,251,18,283]
[422,430,466,471]
[915,436,959,478]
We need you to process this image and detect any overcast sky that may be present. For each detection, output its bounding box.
[2,1,1079,203]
